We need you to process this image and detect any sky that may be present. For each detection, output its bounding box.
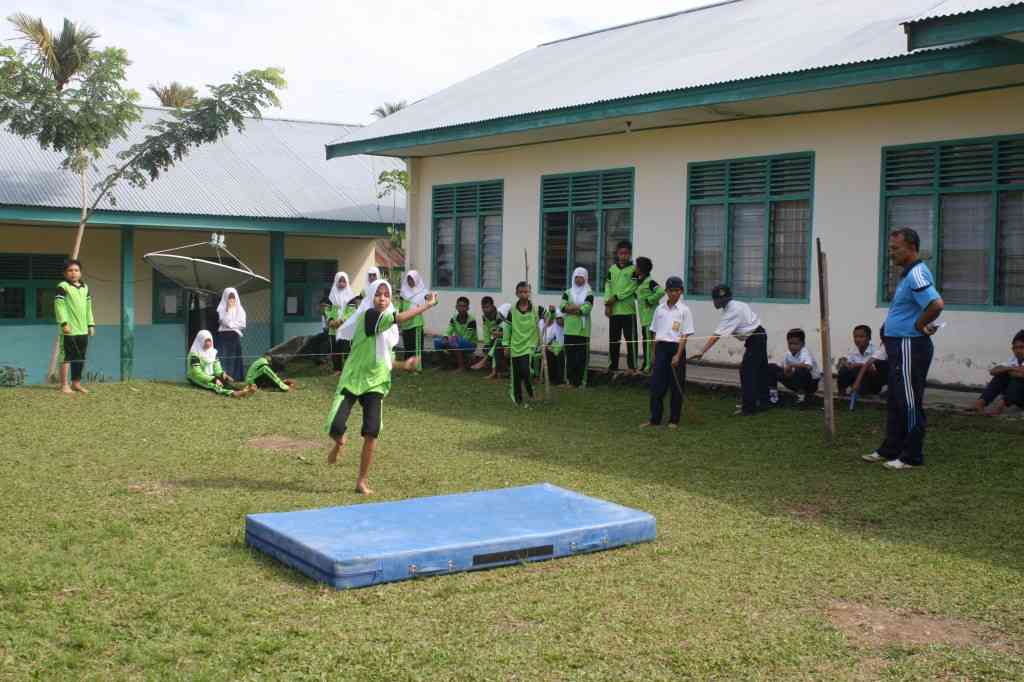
[8,0,710,124]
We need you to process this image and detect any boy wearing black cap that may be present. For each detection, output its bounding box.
[690,285,769,416]
[641,276,693,428]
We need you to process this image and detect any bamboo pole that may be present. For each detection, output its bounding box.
[817,238,836,443]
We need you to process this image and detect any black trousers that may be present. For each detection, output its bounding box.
[878,336,933,466]
[400,328,422,364]
[62,334,89,382]
[837,362,888,395]
[980,373,1024,407]
[216,331,244,380]
[332,338,351,372]
[609,314,637,370]
[564,334,588,386]
[546,350,566,385]
[650,341,685,425]
[510,354,534,404]
[740,327,769,414]
[642,326,655,372]
[768,364,820,397]
[329,390,383,439]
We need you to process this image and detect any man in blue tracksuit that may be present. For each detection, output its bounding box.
[863,228,944,470]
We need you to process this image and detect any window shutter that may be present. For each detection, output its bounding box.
[478,181,503,214]
[570,174,600,206]
[454,185,478,214]
[998,138,1024,186]
[0,254,29,279]
[0,254,66,280]
[727,159,768,198]
[689,162,726,200]
[884,147,936,191]
[541,176,571,210]
[432,186,456,215]
[284,260,307,283]
[939,142,994,188]
[600,169,633,205]
[769,156,812,196]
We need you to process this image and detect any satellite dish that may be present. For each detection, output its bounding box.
[143,234,270,295]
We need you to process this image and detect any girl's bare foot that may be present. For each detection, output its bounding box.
[71,383,89,394]
[639,421,656,428]
[230,389,249,398]
[487,372,498,380]
[355,479,374,495]
[327,435,347,464]
[61,385,74,395]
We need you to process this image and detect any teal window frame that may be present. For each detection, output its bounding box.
[430,180,504,291]
[685,152,815,303]
[538,167,635,293]
[152,269,187,323]
[284,259,336,321]
[0,253,66,325]
[877,134,1024,312]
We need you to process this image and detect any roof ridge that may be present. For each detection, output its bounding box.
[139,105,363,128]
[538,0,744,47]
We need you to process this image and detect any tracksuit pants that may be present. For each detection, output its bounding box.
[877,336,933,466]
[609,314,637,371]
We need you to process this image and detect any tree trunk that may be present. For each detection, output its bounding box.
[47,166,89,383]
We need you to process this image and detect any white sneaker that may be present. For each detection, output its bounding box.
[769,389,779,405]
[883,459,916,470]
[861,451,885,463]
[795,394,806,405]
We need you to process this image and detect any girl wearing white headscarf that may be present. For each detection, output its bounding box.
[325,280,438,495]
[336,267,382,343]
[399,270,428,369]
[544,312,567,385]
[327,272,358,373]
[187,330,252,398]
[216,287,247,380]
[559,267,594,387]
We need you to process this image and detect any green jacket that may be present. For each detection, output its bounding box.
[187,352,223,383]
[636,276,666,327]
[245,357,289,391]
[399,298,424,331]
[559,290,593,338]
[502,303,545,358]
[603,263,638,316]
[337,309,396,397]
[54,281,95,335]
[445,313,478,344]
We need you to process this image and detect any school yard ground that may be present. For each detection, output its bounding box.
[1,369,1022,680]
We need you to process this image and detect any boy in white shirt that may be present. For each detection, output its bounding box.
[768,328,821,405]
[974,329,1024,415]
[837,324,887,396]
[640,277,694,429]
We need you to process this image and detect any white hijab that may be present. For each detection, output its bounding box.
[497,303,512,321]
[400,270,428,306]
[569,267,592,305]
[365,266,381,291]
[545,316,565,346]
[329,272,356,308]
[336,280,401,369]
[217,287,246,334]
[189,330,218,365]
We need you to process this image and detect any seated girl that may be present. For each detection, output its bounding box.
[245,353,296,392]
[187,330,253,398]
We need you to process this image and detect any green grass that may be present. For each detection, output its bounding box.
[1,368,1022,680]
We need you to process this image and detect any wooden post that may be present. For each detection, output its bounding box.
[817,238,836,443]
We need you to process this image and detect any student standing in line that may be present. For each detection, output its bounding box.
[215,287,247,380]
[634,256,666,374]
[974,329,1024,416]
[54,259,95,394]
[542,312,567,386]
[837,325,885,396]
[326,281,437,495]
[767,328,821,405]
[433,296,478,370]
[328,272,357,372]
[560,267,593,388]
[399,270,428,370]
[640,277,693,429]
[314,297,333,366]
[187,330,253,398]
[604,240,639,374]
[503,282,547,405]
[690,285,770,416]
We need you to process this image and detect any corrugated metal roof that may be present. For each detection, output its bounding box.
[906,0,1024,23]
[331,0,1006,149]
[0,108,405,223]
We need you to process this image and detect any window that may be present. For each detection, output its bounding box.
[540,168,634,292]
[0,253,65,323]
[686,154,813,300]
[432,181,503,289]
[285,259,335,320]
[880,135,1024,308]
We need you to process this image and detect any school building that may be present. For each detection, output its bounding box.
[327,0,1024,386]
[0,108,405,383]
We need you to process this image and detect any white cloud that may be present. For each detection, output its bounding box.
[8,0,709,123]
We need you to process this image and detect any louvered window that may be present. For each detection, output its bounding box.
[283,259,336,321]
[880,135,1024,308]
[540,168,634,291]
[686,154,813,300]
[432,181,503,289]
[0,253,66,322]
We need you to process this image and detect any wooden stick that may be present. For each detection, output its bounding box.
[817,238,836,443]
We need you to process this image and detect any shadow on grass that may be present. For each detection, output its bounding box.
[388,370,1024,572]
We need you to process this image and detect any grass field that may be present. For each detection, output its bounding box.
[1,368,1023,680]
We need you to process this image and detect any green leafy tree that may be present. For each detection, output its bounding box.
[148,81,198,108]
[8,13,98,90]
[377,169,408,250]
[371,100,406,119]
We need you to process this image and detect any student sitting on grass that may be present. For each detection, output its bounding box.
[326,281,438,495]
[433,296,478,370]
[471,296,505,376]
[640,276,693,429]
[503,282,547,405]
[560,267,594,388]
[837,324,886,396]
[245,353,295,392]
[634,256,666,374]
[767,328,821,405]
[543,312,567,386]
[54,258,95,395]
[974,329,1024,416]
[187,330,253,398]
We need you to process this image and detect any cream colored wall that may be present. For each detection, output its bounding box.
[285,236,377,287]
[0,223,122,325]
[410,86,1024,385]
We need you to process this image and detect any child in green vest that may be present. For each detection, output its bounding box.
[604,240,639,374]
[55,259,95,394]
[560,267,593,388]
[503,282,548,405]
[471,297,508,379]
[543,313,567,385]
[399,270,428,371]
[187,330,253,398]
[634,257,666,374]
[326,281,438,495]
[245,353,295,391]
[433,296,478,370]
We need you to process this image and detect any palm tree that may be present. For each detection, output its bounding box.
[371,100,407,119]
[149,81,198,108]
[7,13,99,91]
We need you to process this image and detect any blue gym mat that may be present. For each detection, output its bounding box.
[246,483,656,589]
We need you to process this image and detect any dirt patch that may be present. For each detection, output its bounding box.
[247,435,322,452]
[125,481,177,496]
[826,601,1015,653]
[785,502,831,521]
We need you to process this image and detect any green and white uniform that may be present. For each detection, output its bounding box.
[399,270,427,369]
[54,280,94,335]
[245,356,289,391]
[603,262,638,315]
[503,301,546,403]
[560,267,594,387]
[636,275,666,372]
[187,330,233,396]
